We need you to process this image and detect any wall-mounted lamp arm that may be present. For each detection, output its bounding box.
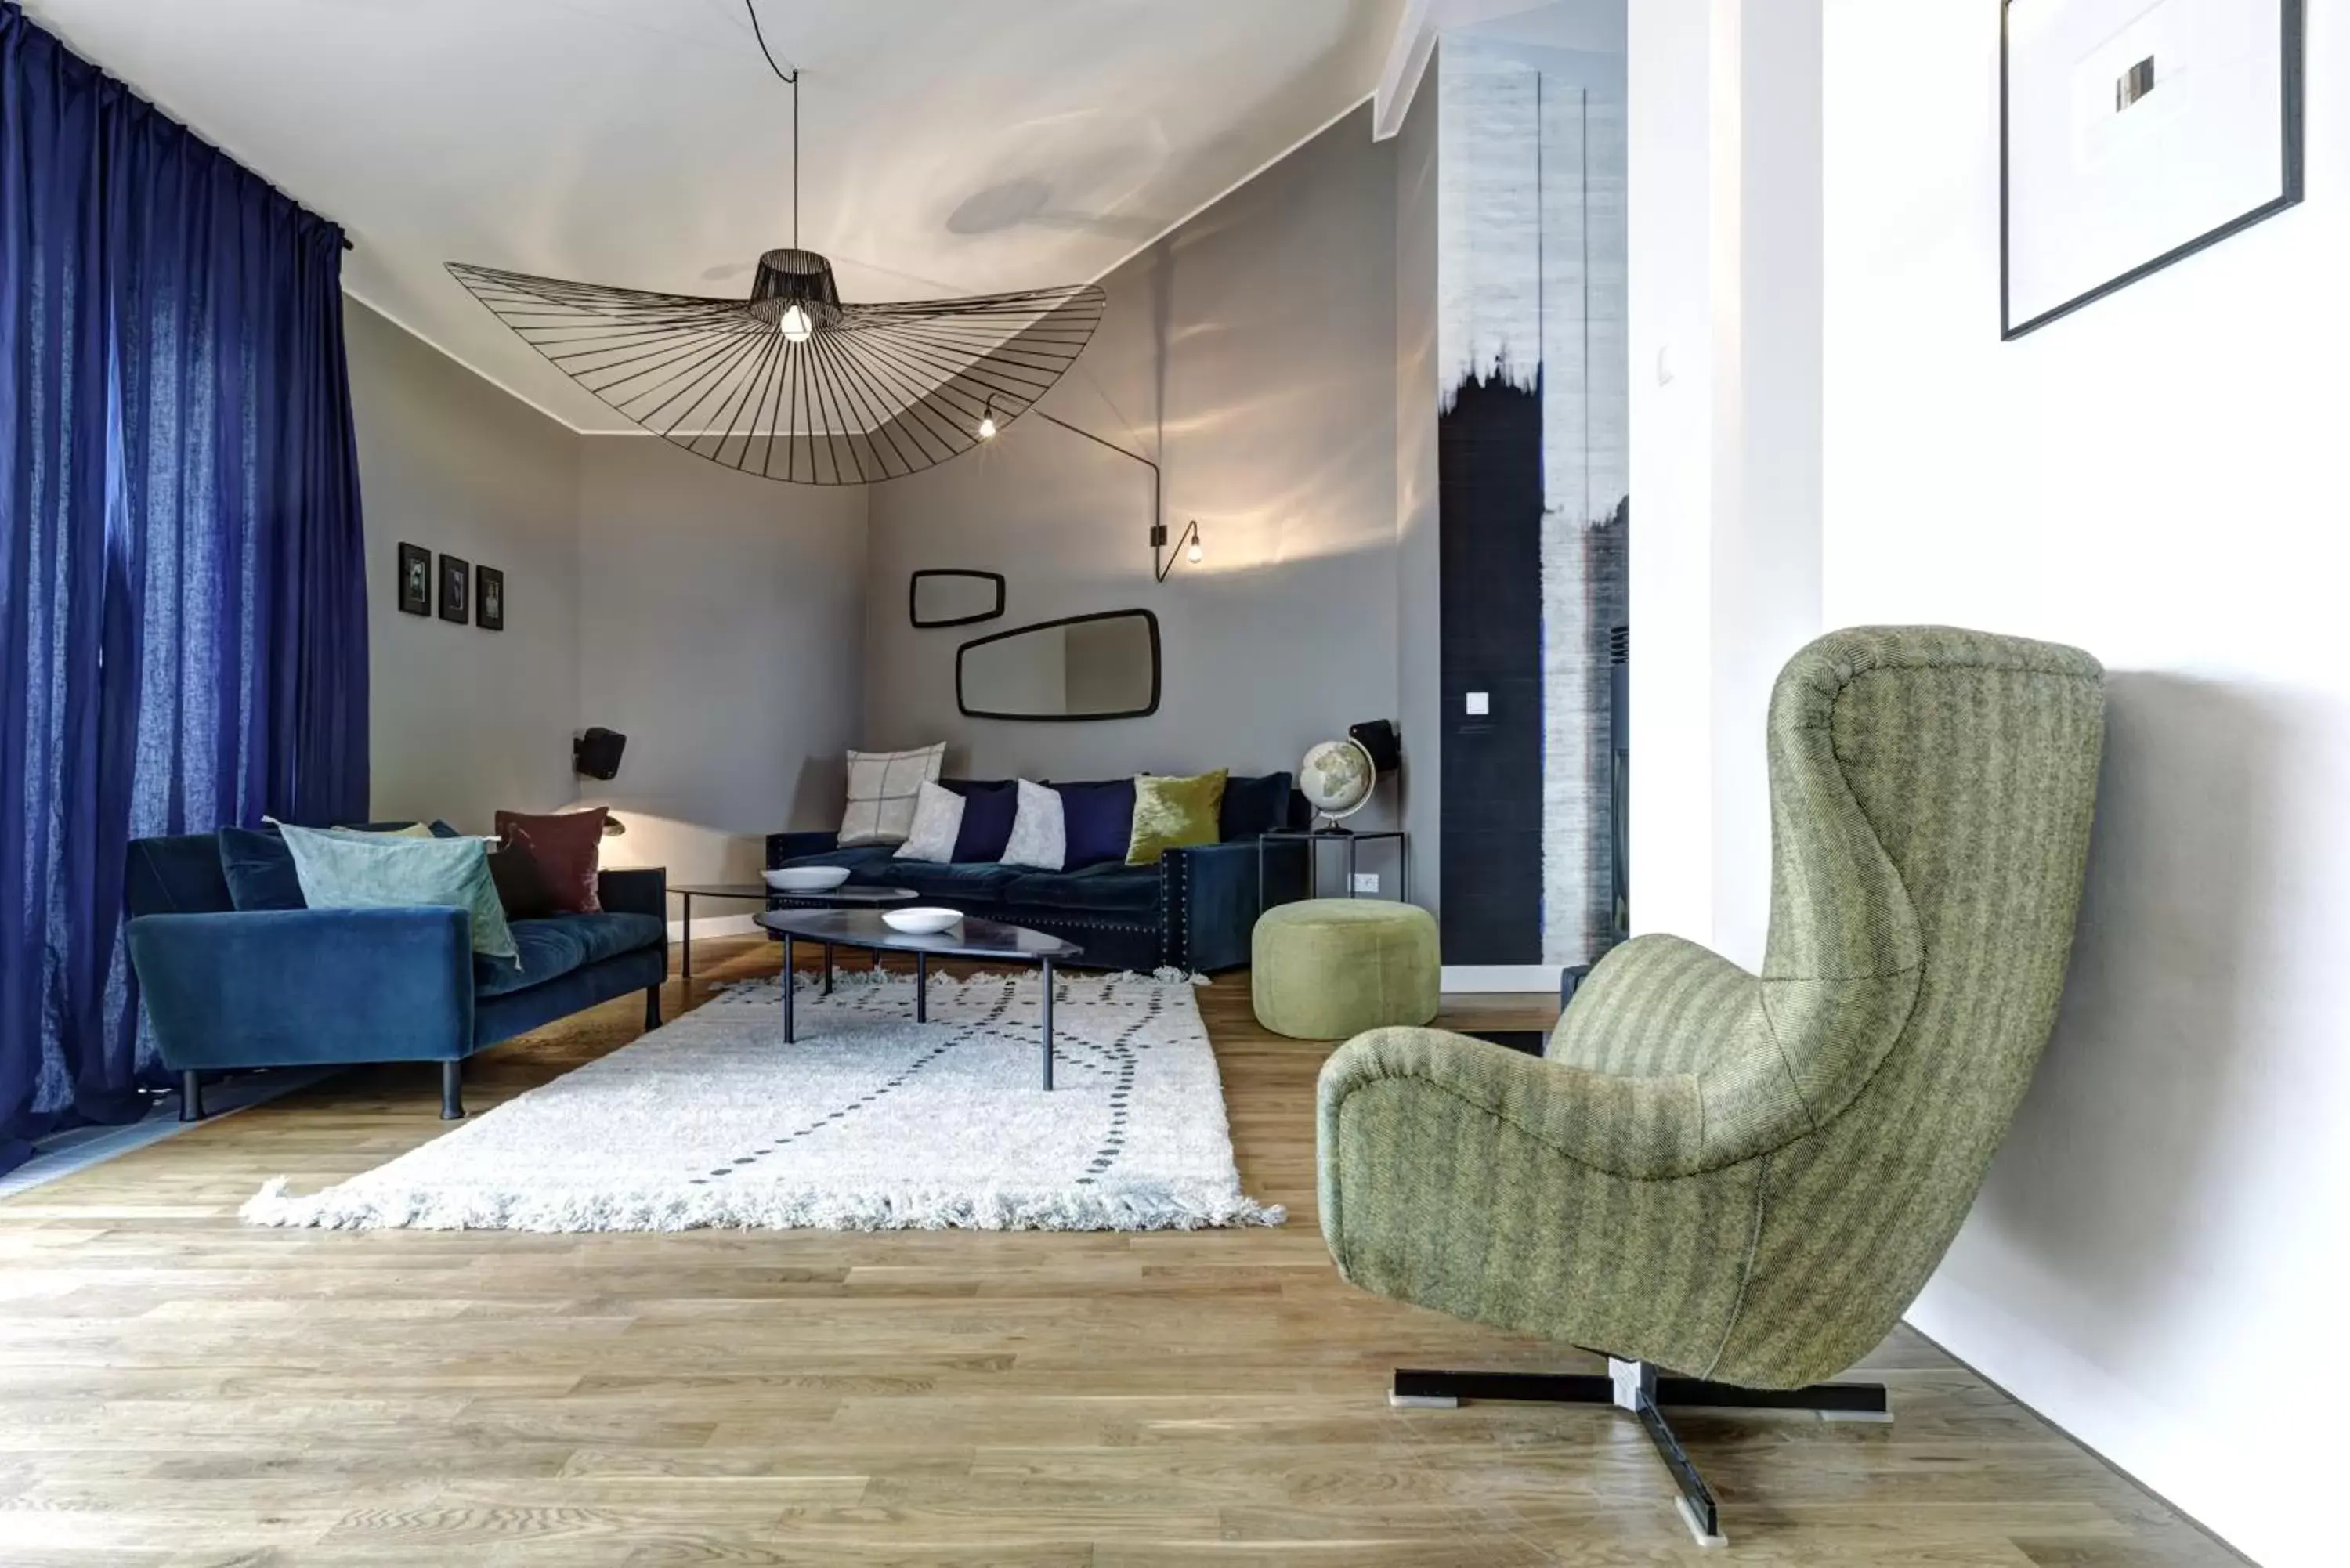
[978,399,1201,581]
[1027,408,1159,533]
[1153,520,1202,583]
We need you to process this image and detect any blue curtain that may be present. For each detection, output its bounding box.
[0,3,369,1173]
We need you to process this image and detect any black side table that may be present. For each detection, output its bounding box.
[669,884,773,981]
[1256,828,1410,908]
[671,883,916,981]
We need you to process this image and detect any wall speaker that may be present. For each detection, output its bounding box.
[573,728,627,782]
[1347,718,1401,775]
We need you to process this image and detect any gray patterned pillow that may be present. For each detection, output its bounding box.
[892,781,966,865]
[841,743,944,846]
[1000,779,1065,871]
[277,823,519,962]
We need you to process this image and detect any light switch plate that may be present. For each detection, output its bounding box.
[1466,692,1490,717]
[1351,873,1381,894]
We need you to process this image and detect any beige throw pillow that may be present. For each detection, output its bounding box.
[841,744,944,846]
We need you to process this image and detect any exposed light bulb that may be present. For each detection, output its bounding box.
[778,302,813,343]
[1187,535,1203,565]
[977,414,998,440]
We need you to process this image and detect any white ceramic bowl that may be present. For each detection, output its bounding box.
[882,907,964,936]
[765,866,851,893]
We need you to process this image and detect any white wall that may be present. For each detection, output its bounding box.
[1824,5,2346,1564]
[575,438,868,898]
[1626,0,1824,968]
[347,299,582,833]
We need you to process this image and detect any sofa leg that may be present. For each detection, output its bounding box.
[178,1069,204,1124]
[645,985,662,1030]
[1387,1361,1889,1548]
[439,1060,465,1121]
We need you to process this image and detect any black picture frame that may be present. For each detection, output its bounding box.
[475,565,504,631]
[396,542,431,616]
[2001,0,2305,340]
[438,554,469,625]
[909,569,1007,629]
[956,609,1161,723]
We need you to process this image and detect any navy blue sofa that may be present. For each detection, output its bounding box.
[767,774,1310,974]
[122,825,667,1121]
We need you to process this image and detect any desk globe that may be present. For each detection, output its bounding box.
[1300,738,1376,827]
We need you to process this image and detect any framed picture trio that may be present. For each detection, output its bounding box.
[396,541,506,632]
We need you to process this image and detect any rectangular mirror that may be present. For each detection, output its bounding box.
[957,609,1160,722]
[909,569,1006,628]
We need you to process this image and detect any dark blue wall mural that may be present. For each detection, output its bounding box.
[1436,34,1629,969]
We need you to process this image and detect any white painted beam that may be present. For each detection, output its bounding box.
[1372,0,1564,139]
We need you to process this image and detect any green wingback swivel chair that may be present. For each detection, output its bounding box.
[1315,627,2105,1545]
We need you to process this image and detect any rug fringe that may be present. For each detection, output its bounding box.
[240,1176,1284,1234]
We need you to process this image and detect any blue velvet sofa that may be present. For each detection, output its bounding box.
[766,774,1310,974]
[122,826,667,1122]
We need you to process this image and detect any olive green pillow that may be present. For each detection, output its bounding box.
[1126,770,1228,866]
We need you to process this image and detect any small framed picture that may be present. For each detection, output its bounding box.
[438,554,469,625]
[475,565,504,632]
[397,542,431,617]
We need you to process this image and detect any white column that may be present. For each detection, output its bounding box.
[1627,0,1822,968]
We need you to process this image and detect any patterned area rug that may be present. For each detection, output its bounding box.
[241,970,1282,1233]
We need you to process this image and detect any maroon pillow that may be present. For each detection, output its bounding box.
[495,807,607,914]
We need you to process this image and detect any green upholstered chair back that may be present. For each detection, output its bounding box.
[1598,627,2106,1382]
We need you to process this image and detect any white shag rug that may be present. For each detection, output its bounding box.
[242,969,1283,1233]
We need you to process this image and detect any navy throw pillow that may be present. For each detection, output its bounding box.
[1220,772,1295,840]
[218,825,306,911]
[942,779,1018,863]
[1054,779,1137,869]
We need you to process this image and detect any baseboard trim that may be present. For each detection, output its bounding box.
[671,912,760,942]
[1441,964,1563,993]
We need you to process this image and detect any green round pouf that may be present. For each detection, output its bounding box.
[1251,899,1441,1040]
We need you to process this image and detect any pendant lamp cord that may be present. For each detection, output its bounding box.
[746,1,799,246]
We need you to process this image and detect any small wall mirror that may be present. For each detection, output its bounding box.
[958,609,1161,721]
[909,569,1005,628]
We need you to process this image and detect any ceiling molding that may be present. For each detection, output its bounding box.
[1078,90,1376,300]
[342,282,590,433]
[1371,0,1561,139]
[348,92,1383,439]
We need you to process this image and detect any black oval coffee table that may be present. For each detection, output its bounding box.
[754,909,1085,1089]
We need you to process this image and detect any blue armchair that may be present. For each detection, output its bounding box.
[123,830,668,1120]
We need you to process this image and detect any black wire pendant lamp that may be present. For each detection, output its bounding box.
[446,5,1106,486]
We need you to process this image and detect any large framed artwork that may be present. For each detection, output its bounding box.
[2002,0,2304,339]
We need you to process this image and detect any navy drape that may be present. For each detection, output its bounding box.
[0,3,368,1172]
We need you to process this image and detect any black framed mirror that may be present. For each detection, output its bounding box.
[909,569,1006,629]
[957,609,1160,721]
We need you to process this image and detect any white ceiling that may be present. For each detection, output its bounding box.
[29,0,1405,431]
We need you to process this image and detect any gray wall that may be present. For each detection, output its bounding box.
[348,298,581,833]
[861,107,1404,887]
[1394,59,1442,912]
[575,438,868,891]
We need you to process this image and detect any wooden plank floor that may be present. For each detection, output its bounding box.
[0,938,2239,1566]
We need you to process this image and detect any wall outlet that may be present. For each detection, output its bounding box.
[1466,691,1490,717]
[1352,873,1381,894]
